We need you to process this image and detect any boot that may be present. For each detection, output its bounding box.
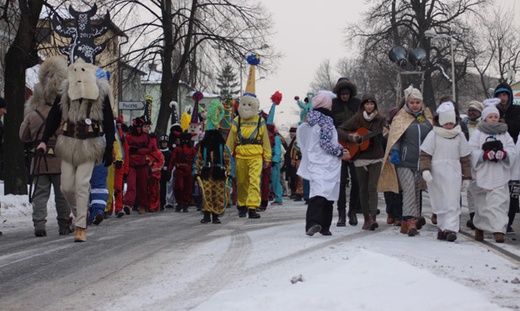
[494,232,505,243]
[212,213,221,224]
[175,204,182,212]
[58,226,70,236]
[400,219,409,234]
[347,209,358,226]
[337,209,346,227]
[446,231,457,242]
[182,205,189,212]
[369,214,378,231]
[416,216,426,230]
[306,224,321,236]
[248,209,261,219]
[200,211,211,224]
[394,218,402,226]
[431,213,437,225]
[475,228,484,241]
[34,228,47,237]
[466,212,476,230]
[386,214,395,225]
[437,229,447,240]
[238,206,247,218]
[92,212,104,225]
[362,213,372,230]
[74,227,86,242]
[407,218,417,236]
[138,207,146,214]
[123,205,132,215]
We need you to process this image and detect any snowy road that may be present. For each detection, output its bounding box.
[0,194,519,311]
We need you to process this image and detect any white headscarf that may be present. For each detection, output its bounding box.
[404,85,423,102]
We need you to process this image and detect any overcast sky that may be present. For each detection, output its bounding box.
[254,0,520,129]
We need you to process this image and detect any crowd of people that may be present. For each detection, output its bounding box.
[302,77,519,243]
[7,54,520,245]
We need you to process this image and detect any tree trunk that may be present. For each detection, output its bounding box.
[3,0,43,194]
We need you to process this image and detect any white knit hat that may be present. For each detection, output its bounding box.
[437,101,456,126]
[481,98,500,121]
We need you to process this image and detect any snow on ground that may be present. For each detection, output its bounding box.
[1,182,519,311]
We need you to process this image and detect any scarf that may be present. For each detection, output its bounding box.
[404,104,425,119]
[477,121,508,135]
[433,125,461,139]
[363,110,377,121]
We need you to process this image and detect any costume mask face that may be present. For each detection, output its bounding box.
[238,95,259,119]
[67,59,99,101]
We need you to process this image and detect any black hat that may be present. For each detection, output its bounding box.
[0,97,6,109]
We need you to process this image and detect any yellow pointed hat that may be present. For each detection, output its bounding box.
[244,54,260,97]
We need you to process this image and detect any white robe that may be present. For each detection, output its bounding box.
[296,123,341,201]
[420,129,470,232]
[468,129,515,233]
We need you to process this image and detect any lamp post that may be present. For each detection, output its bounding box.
[425,29,456,101]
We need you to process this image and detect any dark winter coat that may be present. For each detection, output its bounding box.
[337,94,386,160]
[494,82,520,143]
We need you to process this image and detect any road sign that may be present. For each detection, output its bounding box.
[119,101,144,110]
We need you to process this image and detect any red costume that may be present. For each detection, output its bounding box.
[167,133,197,211]
[147,145,164,212]
[123,118,154,213]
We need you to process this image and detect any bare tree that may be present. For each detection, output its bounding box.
[100,0,274,135]
[309,59,336,92]
[2,0,48,194]
[345,0,489,111]
[469,6,520,98]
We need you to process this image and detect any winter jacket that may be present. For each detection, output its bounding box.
[390,110,432,170]
[337,95,386,161]
[19,105,62,175]
[494,82,520,143]
[331,97,361,128]
[378,106,434,193]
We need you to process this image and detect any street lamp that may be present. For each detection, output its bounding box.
[425,29,456,102]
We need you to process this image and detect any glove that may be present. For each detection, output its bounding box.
[422,170,433,183]
[495,150,507,160]
[348,133,362,143]
[115,161,123,170]
[390,150,400,165]
[461,180,470,192]
[103,151,113,167]
[483,150,496,161]
[509,180,520,199]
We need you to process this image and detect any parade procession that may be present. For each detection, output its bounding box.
[1,1,520,310]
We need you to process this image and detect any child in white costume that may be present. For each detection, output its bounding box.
[420,102,471,242]
[468,100,516,243]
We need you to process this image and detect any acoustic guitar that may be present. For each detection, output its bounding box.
[339,127,382,161]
